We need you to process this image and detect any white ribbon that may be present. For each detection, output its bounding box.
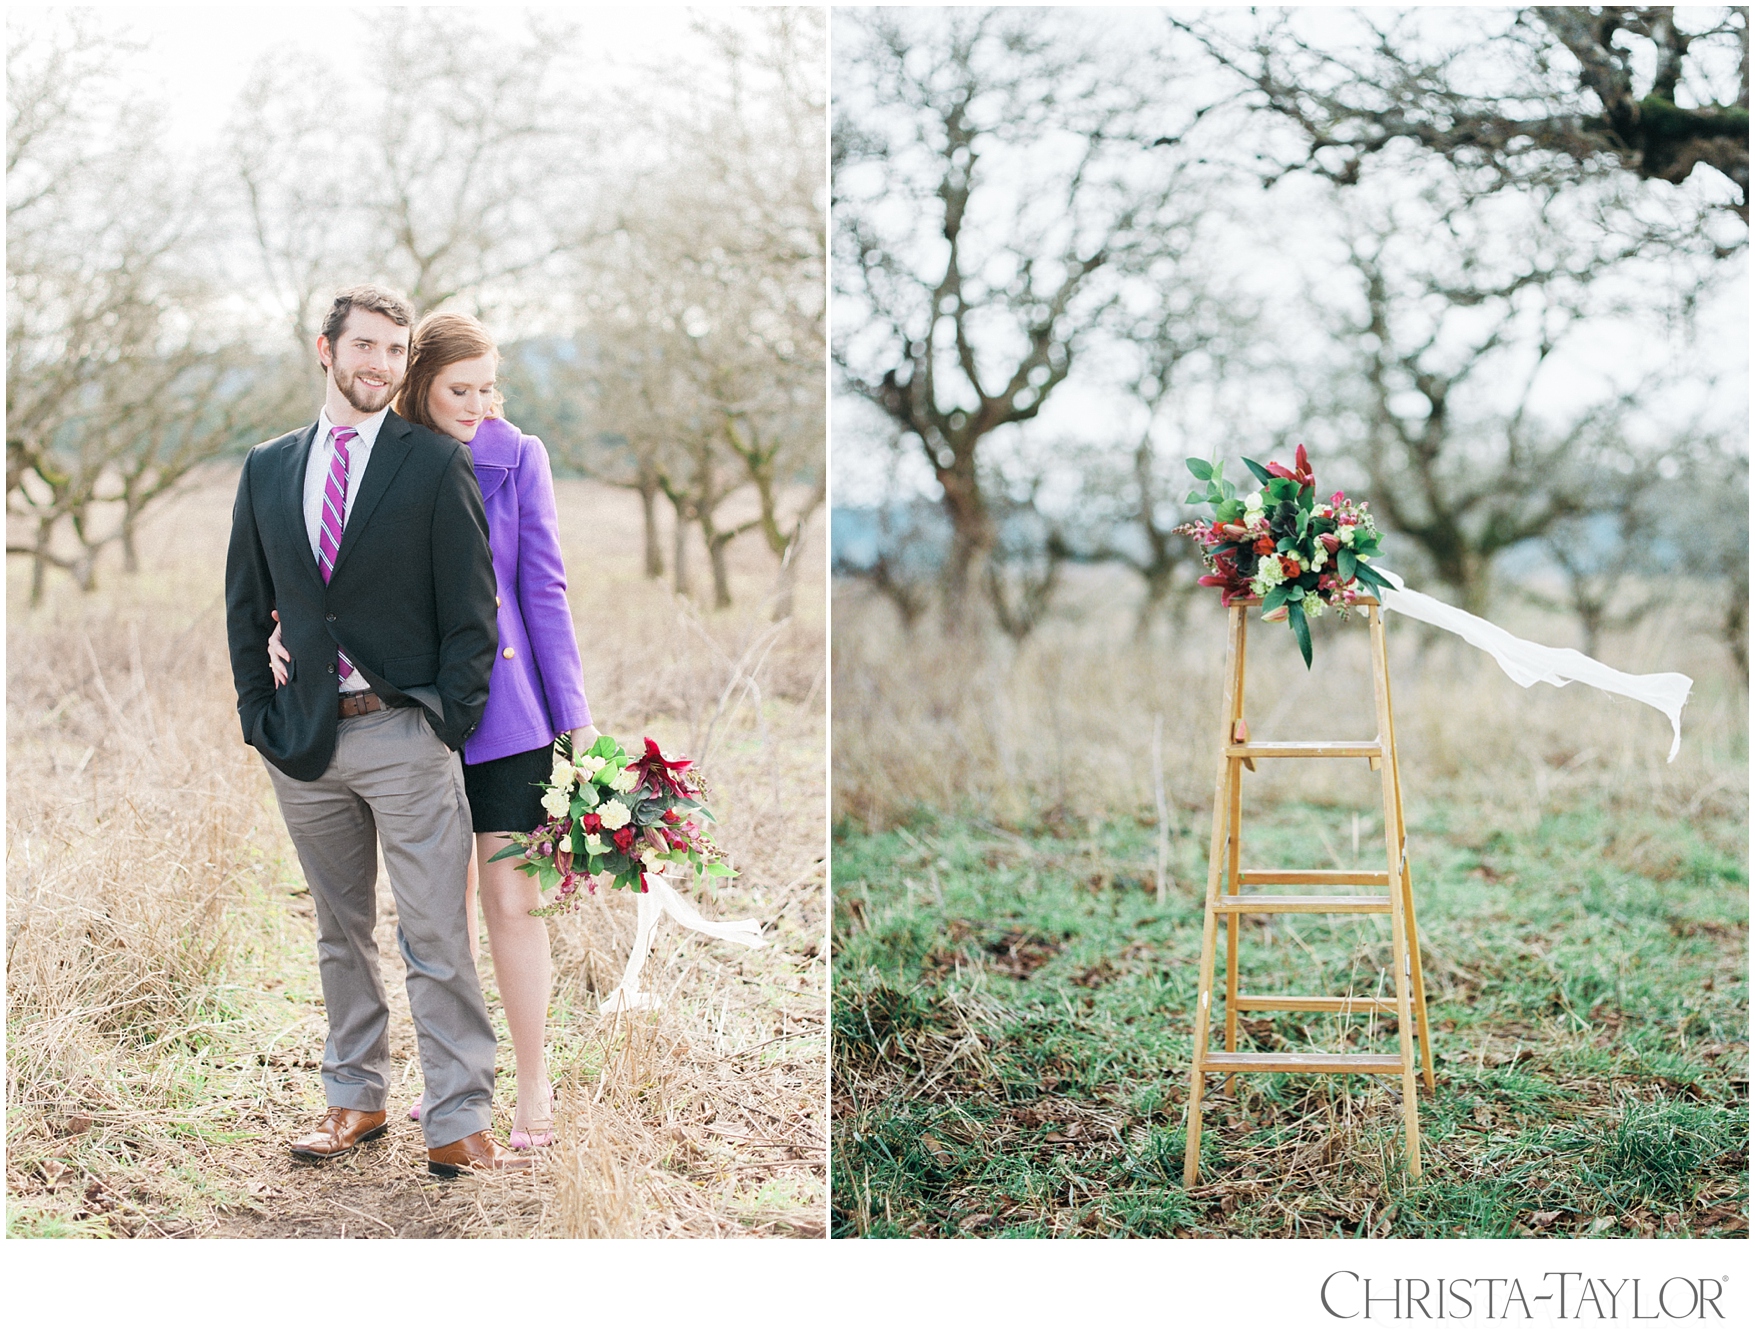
[1376,569,1692,762]
[598,873,766,1014]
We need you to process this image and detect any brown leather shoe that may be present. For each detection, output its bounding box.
[426,1130,537,1178]
[290,1107,388,1161]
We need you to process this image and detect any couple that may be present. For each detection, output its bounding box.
[225,284,586,1177]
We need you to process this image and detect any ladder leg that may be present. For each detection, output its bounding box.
[1224,616,1248,1097]
[1400,858,1436,1096]
[1370,606,1421,1180]
[1185,605,1245,1188]
[1223,752,1243,1095]
[1383,662,1436,1096]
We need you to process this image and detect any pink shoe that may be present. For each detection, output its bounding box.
[508,1082,555,1151]
[408,1100,422,1122]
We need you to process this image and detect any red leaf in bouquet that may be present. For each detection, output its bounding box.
[1267,462,1298,481]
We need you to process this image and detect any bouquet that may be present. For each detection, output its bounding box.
[1177,444,1389,668]
[491,733,737,918]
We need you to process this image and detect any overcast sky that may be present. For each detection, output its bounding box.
[61,4,724,150]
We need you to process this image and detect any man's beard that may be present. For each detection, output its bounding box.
[334,362,400,414]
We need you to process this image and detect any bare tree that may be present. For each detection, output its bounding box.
[8,17,266,603]
[1179,7,1749,232]
[834,7,1205,632]
[226,10,598,367]
[1299,182,1703,613]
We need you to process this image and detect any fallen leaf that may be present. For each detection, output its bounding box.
[40,1159,73,1189]
[63,1112,94,1135]
[1529,1209,1563,1229]
[921,1133,954,1167]
[957,1213,992,1233]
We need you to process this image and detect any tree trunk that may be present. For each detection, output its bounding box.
[30,518,51,608]
[671,499,691,598]
[704,520,734,610]
[770,521,801,622]
[121,504,141,574]
[640,478,663,580]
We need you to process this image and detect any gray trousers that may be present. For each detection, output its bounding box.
[264,707,496,1147]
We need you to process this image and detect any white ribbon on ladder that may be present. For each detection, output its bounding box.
[598,872,767,1014]
[1375,568,1693,762]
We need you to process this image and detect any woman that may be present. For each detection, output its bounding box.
[270,312,590,1149]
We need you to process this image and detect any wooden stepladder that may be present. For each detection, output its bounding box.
[1182,597,1435,1188]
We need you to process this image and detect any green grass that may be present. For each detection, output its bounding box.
[831,802,1748,1238]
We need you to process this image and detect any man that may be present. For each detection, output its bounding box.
[225,284,529,1177]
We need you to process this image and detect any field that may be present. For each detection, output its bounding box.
[6,469,826,1239]
[830,570,1748,1238]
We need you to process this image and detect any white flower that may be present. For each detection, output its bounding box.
[1244,491,1263,510]
[596,798,632,830]
[640,849,665,870]
[1243,508,1266,528]
[1307,547,1325,571]
[1338,524,1355,545]
[550,757,575,789]
[1302,591,1324,618]
[580,756,615,783]
[542,788,571,818]
[558,834,572,853]
[1255,555,1285,588]
[609,768,639,793]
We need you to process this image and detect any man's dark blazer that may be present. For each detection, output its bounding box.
[225,410,498,782]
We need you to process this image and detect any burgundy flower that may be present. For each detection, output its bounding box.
[612,826,636,854]
[580,813,603,834]
[634,738,696,798]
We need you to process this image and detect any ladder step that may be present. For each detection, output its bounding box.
[1233,995,1401,1013]
[1239,869,1389,885]
[1216,895,1393,914]
[1226,740,1382,758]
[1200,1051,1405,1074]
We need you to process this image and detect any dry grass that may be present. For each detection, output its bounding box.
[7,468,825,1238]
[833,563,1748,831]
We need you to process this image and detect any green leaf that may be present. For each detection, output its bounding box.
[1287,601,1314,669]
[488,840,525,864]
[1337,549,1356,582]
[1352,559,1387,593]
[1296,507,1310,535]
[538,865,563,893]
[1261,585,1290,613]
[1215,499,1245,524]
[1298,484,1314,509]
[1184,490,1206,505]
[703,863,739,878]
[1241,457,1274,487]
[1185,457,1213,481]
[1219,477,1236,501]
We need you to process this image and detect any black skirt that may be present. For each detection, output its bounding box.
[462,741,557,835]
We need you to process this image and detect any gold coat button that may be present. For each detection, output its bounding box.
[502,647,515,659]
[495,596,502,607]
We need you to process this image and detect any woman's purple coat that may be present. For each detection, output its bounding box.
[463,415,591,765]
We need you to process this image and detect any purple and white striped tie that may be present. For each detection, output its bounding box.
[319,426,356,682]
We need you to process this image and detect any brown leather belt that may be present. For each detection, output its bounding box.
[338,691,388,719]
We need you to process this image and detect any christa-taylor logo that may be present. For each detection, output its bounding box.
[1320,1272,1728,1321]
